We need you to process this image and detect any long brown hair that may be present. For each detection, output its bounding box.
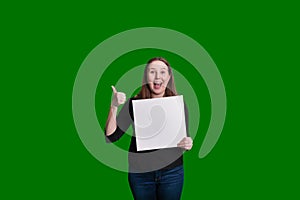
[135,57,177,99]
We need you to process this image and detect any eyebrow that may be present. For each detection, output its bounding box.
[149,67,168,70]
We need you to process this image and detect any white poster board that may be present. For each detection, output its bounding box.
[132,95,186,151]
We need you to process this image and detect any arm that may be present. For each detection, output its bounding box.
[105,105,118,136]
[105,86,125,135]
[105,86,132,142]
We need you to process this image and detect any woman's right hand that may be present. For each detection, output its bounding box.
[111,86,126,107]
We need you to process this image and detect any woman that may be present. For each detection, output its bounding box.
[105,57,193,200]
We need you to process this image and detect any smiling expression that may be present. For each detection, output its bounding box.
[147,60,171,98]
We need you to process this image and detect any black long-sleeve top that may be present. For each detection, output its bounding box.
[105,97,189,173]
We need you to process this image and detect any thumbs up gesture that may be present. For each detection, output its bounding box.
[111,86,126,107]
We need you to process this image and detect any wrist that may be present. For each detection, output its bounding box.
[110,104,118,109]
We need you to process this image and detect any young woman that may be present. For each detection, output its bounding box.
[105,57,193,200]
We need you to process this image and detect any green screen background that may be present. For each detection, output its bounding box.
[1,1,299,199]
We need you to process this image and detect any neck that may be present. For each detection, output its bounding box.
[151,92,165,98]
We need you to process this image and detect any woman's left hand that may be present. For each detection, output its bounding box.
[177,137,193,150]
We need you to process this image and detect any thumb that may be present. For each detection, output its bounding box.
[111,85,117,94]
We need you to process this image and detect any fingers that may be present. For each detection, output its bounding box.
[111,85,117,94]
[177,137,193,150]
[177,143,193,150]
[116,92,126,104]
[177,144,193,150]
[178,137,192,145]
[111,86,126,107]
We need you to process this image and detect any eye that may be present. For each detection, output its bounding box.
[149,71,155,74]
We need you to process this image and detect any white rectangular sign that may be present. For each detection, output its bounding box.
[132,95,187,151]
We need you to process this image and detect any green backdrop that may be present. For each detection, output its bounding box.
[1,1,299,199]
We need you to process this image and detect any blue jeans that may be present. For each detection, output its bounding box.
[128,165,184,200]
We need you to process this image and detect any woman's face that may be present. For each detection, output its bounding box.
[147,60,171,97]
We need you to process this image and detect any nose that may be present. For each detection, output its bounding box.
[155,72,160,79]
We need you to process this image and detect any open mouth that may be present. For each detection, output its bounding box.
[153,82,162,89]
